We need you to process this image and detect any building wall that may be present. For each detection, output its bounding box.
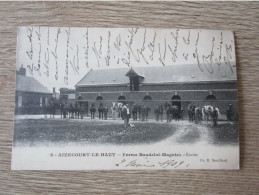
[76,81,238,120]
[76,82,237,92]
[15,91,52,114]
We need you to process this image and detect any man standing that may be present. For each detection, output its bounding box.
[159,104,164,122]
[226,104,232,121]
[212,107,218,126]
[166,105,171,123]
[123,104,130,129]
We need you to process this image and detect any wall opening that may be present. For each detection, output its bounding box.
[172,95,181,109]
[206,95,216,100]
[143,95,152,101]
[118,95,126,104]
[96,96,103,101]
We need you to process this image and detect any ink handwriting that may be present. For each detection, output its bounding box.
[158,38,166,66]
[193,32,203,72]
[43,27,49,77]
[105,31,111,66]
[70,45,79,75]
[26,27,33,75]
[51,28,61,80]
[83,29,89,68]
[34,27,41,76]
[224,44,233,73]
[114,33,121,51]
[168,29,179,62]
[125,29,149,64]
[64,27,70,85]
[215,32,223,68]
[148,31,156,61]
[115,159,189,169]
[202,36,215,74]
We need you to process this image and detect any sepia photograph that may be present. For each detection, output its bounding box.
[12,27,239,170]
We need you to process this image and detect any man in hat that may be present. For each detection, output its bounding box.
[123,104,130,129]
[212,106,218,126]
[226,104,232,121]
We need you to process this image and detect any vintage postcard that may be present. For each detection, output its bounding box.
[12,27,239,170]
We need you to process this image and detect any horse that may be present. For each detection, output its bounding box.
[98,103,104,119]
[172,105,180,121]
[45,101,57,118]
[188,104,195,122]
[159,104,164,121]
[117,102,123,118]
[165,104,172,122]
[154,105,160,121]
[132,104,138,121]
[202,105,220,126]
[194,107,202,124]
[68,103,75,118]
[111,102,117,120]
[89,103,96,119]
[74,102,80,119]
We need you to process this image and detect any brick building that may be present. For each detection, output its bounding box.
[75,64,238,119]
[15,67,53,114]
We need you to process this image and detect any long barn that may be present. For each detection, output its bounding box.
[75,64,238,120]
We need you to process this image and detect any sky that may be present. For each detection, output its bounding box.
[16,27,236,92]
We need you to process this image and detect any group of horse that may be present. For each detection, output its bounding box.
[44,101,83,119]
[154,103,183,122]
[188,104,220,126]
[43,100,220,126]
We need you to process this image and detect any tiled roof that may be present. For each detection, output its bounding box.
[76,63,237,87]
[16,75,52,94]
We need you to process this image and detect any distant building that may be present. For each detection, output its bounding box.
[15,66,52,114]
[75,64,238,119]
[59,88,76,105]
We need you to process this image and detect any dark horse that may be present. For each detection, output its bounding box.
[172,105,181,121]
[45,101,58,118]
[188,104,196,122]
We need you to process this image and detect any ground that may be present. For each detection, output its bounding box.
[13,116,239,147]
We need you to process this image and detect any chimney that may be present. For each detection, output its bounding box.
[18,64,26,76]
[53,87,56,94]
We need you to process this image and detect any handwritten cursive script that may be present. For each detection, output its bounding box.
[115,159,189,169]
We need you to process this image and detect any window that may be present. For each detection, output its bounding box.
[130,77,139,91]
[42,97,46,106]
[40,97,43,106]
[18,96,22,107]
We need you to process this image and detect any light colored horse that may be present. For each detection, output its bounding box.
[202,105,220,125]
[111,102,125,119]
[111,102,117,119]
[117,102,123,118]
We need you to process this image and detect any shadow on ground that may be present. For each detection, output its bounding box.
[209,122,239,145]
[13,119,178,147]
